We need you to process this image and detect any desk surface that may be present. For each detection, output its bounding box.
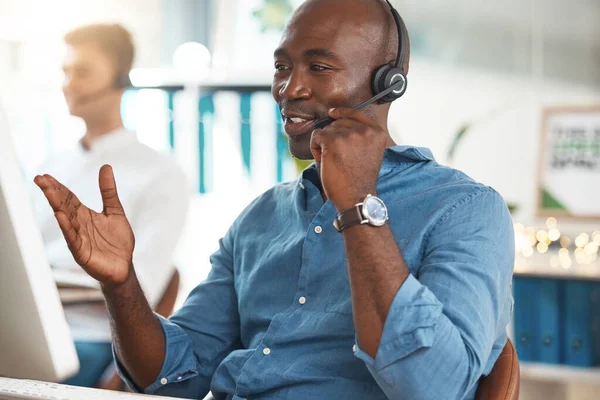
[0,377,180,399]
[53,268,99,289]
[58,288,105,304]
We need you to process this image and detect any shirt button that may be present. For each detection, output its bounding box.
[263,347,271,355]
[177,376,182,381]
[299,296,306,305]
[299,182,305,190]
[314,226,323,234]
[160,378,168,385]
[353,345,357,352]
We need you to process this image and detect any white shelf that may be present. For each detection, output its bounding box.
[514,253,600,281]
[521,362,600,385]
[514,265,600,281]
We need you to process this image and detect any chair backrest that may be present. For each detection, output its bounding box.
[475,339,520,400]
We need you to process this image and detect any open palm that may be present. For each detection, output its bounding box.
[34,165,135,286]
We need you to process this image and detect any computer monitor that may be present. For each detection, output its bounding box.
[0,101,80,382]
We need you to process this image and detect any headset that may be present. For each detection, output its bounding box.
[314,0,408,129]
[74,71,131,107]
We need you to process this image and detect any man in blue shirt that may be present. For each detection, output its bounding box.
[35,0,514,399]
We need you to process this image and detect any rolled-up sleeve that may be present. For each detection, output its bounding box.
[115,315,202,398]
[355,189,514,400]
[115,227,242,399]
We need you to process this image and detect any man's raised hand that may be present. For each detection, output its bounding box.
[34,165,135,286]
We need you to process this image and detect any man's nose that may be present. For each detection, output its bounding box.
[279,70,311,100]
[62,77,74,93]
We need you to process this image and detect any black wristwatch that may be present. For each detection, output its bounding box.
[333,194,389,232]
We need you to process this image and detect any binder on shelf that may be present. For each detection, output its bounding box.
[513,277,538,362]
[591,284,600,366]
[536,279,561,364]
[562,281,600,367]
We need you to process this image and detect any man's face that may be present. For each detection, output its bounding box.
[272,3,383,160]
[62,44,119,120]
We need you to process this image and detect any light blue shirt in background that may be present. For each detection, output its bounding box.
[117,146,515,400]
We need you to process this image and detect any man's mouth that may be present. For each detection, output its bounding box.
[282,113,318,137]
[288,117,310,124]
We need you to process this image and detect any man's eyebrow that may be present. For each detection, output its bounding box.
[273,47,342,62]
[303,48,341,61]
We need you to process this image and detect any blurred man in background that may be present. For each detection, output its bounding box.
[31,23,189,387]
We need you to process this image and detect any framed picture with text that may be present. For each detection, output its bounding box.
[537,106,600,218]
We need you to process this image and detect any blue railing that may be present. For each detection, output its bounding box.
[123,84,293,194]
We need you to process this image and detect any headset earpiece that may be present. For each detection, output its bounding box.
[372,64,407,103]
[369,0,409,104]
[115,73,132,89]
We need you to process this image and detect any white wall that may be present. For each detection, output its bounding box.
[0,0,162,69]
[389,59,600,230]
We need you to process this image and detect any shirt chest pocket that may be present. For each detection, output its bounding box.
[325,238,412,316]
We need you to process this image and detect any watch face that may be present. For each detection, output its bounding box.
[362,195,388,226]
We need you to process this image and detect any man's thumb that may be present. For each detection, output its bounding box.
[99,165,124,215]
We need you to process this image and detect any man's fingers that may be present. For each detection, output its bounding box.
[34,175,59,199]
[310,129,323,162]
[70,213,81,232]
[34,175,80,213]
[55,211,82,252]
[47,174,83,210]
[98,165,124,215]
[33,176,58,209]
[310,126,353,162]
[34,175,50,190]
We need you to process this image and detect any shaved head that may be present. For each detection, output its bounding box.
[272,0,410,159]
[293,0,409,73]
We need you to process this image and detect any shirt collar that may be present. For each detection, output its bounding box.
[382,145,435,164]
[79,128,138,154]
[299,145,435,188]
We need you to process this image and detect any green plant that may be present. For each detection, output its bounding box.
[252,0,294,33]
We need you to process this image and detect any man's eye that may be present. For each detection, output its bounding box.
[275,64,289,72]
[311,65,328,72]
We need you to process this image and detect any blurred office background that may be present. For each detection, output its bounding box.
[1,1,599,398]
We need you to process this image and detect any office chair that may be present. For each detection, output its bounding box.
[475,339,520,400]
[97,268,181,391]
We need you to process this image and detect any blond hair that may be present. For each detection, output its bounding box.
[64,23,135,80]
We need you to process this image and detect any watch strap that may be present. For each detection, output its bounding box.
[333,203,367,232]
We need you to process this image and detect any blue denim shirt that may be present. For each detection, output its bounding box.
[117,146,514,400]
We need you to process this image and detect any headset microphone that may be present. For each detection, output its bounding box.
[314,78,406,129]
[74,86,118,107]
[71,73,131,107]
[313,0,408,130]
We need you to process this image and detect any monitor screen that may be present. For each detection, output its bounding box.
[0,99,79,382]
